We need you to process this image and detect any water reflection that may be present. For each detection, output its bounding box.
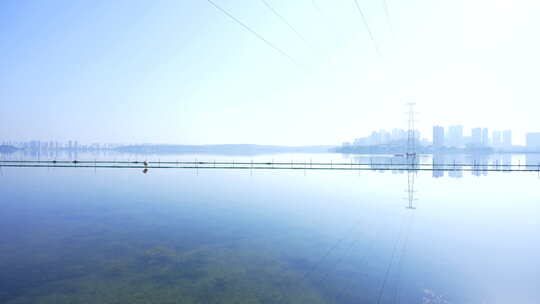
[526,153,540,167]
[1,152,539,303]
[350,153,530,178]
[376,162,419,303]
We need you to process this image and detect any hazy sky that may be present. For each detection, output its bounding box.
[2,0,539,145]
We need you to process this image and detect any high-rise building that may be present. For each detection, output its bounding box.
[413,130,421,141]
[502,130,512,147]
[482,128,489,146]
[353,137,368,146]
[526,132,540,149]
[391,128,406,141]
[492,130,502,147]
[369,131,381,145]
[433,126,445,148]
[380,130,391,144]
[471,128,482,145]
[447,125,464,147]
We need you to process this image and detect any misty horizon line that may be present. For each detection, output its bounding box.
[1,142,339,148]
[3,125,540,148]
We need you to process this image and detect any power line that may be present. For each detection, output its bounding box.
[382,0,392,29]
[353,0,381,56]
[311,0,322,14]
[310,0,343,57]
[206,0,304,69]
[382,0,395,43]
[260,0,311,48]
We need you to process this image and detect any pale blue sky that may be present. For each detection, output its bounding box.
[2,0,539,145]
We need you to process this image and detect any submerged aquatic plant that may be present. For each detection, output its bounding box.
[142,246,178,265]
[422,289,451,304]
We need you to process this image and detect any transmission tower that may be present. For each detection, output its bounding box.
[406,102,417,158]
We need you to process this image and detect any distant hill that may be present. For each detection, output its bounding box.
[0,145,19,153]
[116,144,336,155]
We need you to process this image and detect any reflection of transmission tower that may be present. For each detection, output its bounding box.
[405,102,417,209]
[406,170,417,209]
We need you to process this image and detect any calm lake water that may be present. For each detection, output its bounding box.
[1,152,539,303]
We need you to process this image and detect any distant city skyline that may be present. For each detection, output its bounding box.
[432,125,514,148]
[3,124,538,149]
[339,124,540,153]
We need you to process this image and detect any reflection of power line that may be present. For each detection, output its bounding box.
[376,210,407,304]
[353,0,381,56]
[304,198,385,300]
[335,218,384,300]
[300,220,360,282]
[315,232,361,287]
[206,0,304,69]
[394,211,415,303]
[315,202,383,288]
[393,169,418,302]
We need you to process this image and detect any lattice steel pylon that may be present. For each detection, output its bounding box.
[406,102,417,158]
